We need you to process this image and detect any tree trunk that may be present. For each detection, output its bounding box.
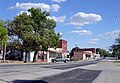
[43,51,44,62]
[33,50,38,62]
[3,43,6,63]
[24,51,28,63]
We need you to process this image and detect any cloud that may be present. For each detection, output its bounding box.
[69,30,92,35]
[90,39,100,42]
[100,30,120,39]
[51,4,60,12]
[48,16,66,23]
[52,0,66,3]
[17,11,31,15]
[88,42,98,45]
[69,12,102,26]
[75,27,82,29]
[88,38,100,45]
[9,2,60,12]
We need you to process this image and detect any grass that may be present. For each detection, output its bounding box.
[113,59,120,63]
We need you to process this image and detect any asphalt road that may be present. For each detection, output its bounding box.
[12,68,101,83]
[1,58,120,83]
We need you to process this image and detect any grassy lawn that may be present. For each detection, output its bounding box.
[113,59,120,63]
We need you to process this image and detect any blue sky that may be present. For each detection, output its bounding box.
[0,0,120,51]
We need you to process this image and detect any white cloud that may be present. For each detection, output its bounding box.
[75,27,82,29]
[69,12,102,26]
[100,30,120,39]
[9,2,60,12]
[90,39,100,42]
[17,11,31,15]
[52,0,66,3]
[88,38,100,45]
[51,4,60,12]
[48,16,66,23]
[69,30,92,35]
[88,42,98,45]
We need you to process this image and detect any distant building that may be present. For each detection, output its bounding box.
[71,47,97,60]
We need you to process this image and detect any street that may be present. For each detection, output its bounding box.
[0,58,120,83]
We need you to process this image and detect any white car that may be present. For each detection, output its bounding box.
[51,56,70,63]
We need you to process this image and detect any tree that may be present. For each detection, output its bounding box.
[28,8,59,49]
[110,34,120,60]
[8,8,59,62]
[96,48,110,57]
[28,8,59,62]
[0,20,8,62]
[0,20,8,45]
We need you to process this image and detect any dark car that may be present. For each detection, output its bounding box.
[51,56,70,63]
[5,51,22,60]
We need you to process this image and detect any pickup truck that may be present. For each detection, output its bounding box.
[51,56,70,63]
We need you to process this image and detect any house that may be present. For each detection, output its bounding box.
[71,47,97,60]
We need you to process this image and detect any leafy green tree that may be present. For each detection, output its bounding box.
[96,48,110,57]
[28,8,58,49]
[8,8,59,62]
[0,20,8,62]
[110,34,120,59]
[28,8,59,62]
[0,20,8,45]
[7,39,22,51]
[8,12,36,62]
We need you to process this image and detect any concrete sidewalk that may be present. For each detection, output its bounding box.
[0,60,51,66]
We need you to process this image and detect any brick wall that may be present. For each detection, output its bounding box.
[57,39,67,53]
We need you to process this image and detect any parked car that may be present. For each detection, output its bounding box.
[5,51,22,60]
[51,56,70,63]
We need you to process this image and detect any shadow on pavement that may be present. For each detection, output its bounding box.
[41,68,102,83]
[12,80,48,83]
[12,69,102,83]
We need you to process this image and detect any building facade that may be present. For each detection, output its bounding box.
[36,39,68,62]
[71,47,96,60]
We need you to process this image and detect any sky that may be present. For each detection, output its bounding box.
[0,0,120,51]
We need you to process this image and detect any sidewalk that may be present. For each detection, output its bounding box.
[0,60,50,65]
[0,58,101,65]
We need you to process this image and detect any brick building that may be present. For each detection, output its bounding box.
[71,47,96,60]
[57,39,67,56]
